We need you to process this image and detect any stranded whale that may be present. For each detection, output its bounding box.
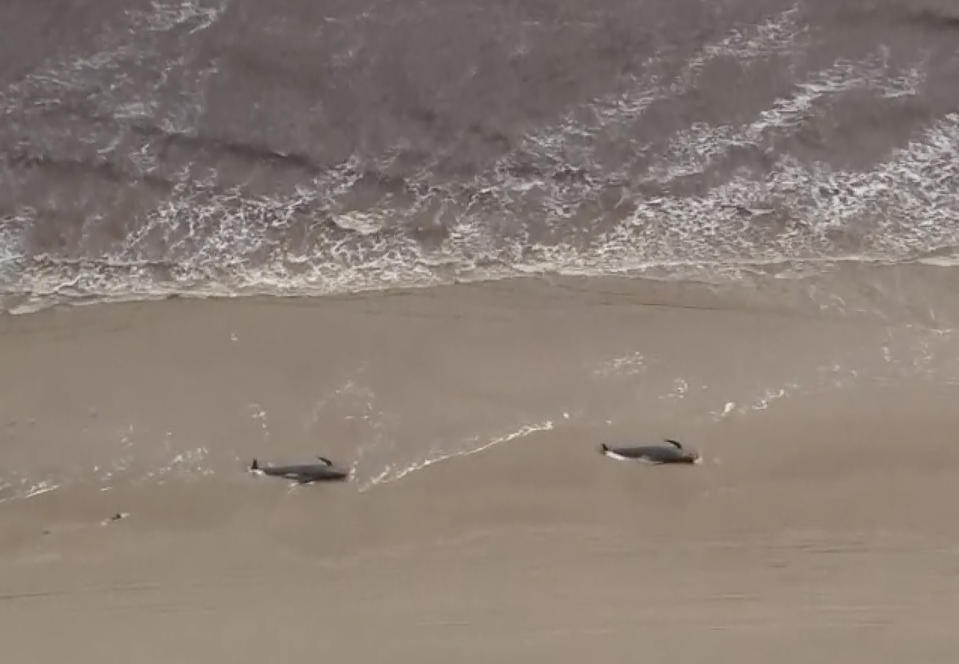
[599,439,700,464]
[249,456,349,483]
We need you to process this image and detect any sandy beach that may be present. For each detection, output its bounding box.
[2,274,959,662]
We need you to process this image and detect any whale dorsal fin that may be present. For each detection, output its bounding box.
[316,456,333,466]
[664,439,683,449]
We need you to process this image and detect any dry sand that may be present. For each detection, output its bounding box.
[2,275,959,662]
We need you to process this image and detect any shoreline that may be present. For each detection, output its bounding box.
[4,258,959,318]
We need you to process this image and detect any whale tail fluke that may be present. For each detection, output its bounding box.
[599,443,609,455]
[250,458,259,471]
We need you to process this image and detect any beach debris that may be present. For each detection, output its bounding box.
[101,512,130,526]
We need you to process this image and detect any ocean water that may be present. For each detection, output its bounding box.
[1,0,957,312]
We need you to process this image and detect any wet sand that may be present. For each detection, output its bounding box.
[2,275,959,661]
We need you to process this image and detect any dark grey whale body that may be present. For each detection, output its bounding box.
[249,456,349,483]
[600,439,700,464]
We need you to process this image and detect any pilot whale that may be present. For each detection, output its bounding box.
[249,456,349,483]
[600,439,700,464]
